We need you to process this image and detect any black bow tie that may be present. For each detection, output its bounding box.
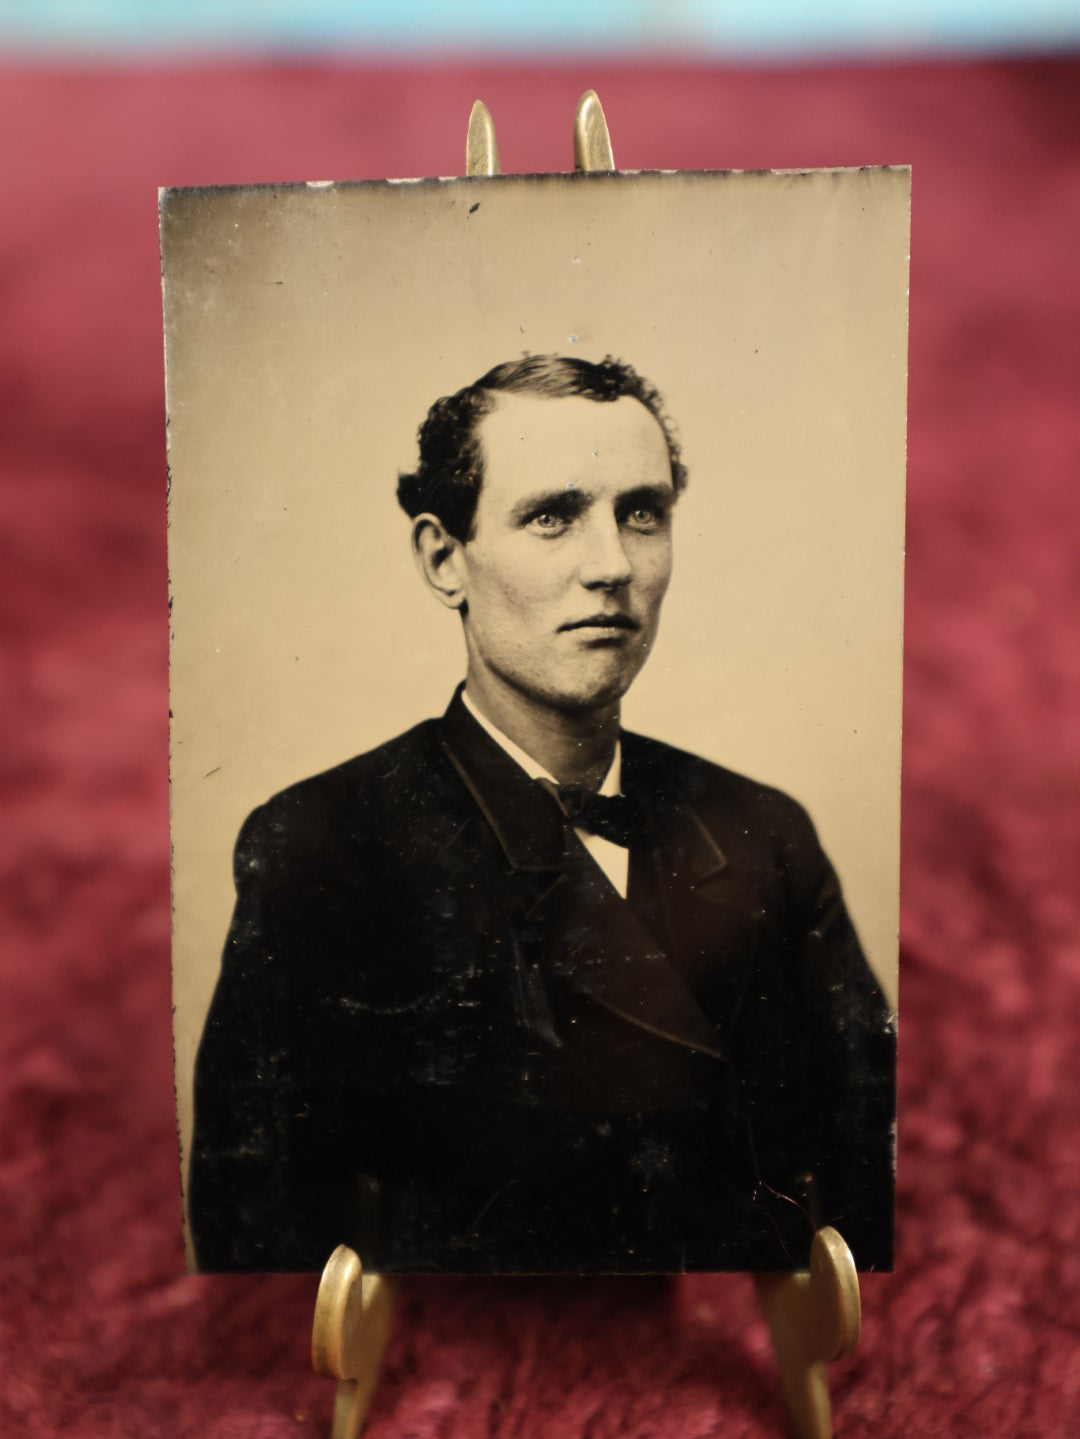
[538,779,642,849]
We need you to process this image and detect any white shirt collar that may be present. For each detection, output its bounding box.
[462,687,622,797]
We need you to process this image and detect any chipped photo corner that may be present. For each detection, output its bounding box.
[163,165,907,1276]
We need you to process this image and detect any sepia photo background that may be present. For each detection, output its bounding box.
[163,167,909,1214]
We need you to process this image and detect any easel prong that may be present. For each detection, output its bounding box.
[312,1245,396,1439]
[466,99,501,177]
[753,1227,861,1439]
[574,89,615,173]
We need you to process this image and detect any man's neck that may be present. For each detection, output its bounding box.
[464,668,619,790]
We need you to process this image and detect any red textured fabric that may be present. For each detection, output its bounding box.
[2,57,1078,1437]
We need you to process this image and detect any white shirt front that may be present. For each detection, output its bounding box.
[462,689,630,898]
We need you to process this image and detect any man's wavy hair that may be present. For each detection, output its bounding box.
[397,354,688,542]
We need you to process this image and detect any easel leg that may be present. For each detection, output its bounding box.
[310,1228,859,1439]
[312,1246,396,1439]
[754,1227,861,1439]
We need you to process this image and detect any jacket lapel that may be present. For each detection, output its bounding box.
[523,846,725,1059]
[623,733,762,1045]
[439,688,567,873]
[438,691,725,1061]
[622,732,729,895]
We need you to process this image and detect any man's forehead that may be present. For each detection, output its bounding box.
[477,391,672,487]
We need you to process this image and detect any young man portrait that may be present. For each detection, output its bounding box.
[188,355,896,1276]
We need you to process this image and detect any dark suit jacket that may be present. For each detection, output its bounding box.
[189,689,895,1274]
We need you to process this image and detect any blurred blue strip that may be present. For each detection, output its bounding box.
[1,0,1079,53]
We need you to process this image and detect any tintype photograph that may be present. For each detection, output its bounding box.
[163,167,907,1275]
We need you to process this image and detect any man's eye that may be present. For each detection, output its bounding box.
[624,506,663,530]
[528,511,570,534]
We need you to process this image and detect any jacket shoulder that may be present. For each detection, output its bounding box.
[624,729,809,816]
[261,718,439,808]
[623,731,844,927]
[234,718,447,872]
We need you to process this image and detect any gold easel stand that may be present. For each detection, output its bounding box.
[754,1227,861,1438]
[312,1227,860,1439]
[311,1247,396,1439]
[310,91,863,1439]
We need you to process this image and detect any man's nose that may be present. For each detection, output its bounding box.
[579,512,633,589]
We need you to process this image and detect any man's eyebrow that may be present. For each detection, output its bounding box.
[617,483,678,511]
[508,487,592,524]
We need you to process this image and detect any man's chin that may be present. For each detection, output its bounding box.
[547,668,640,717]
[485,654,647,721]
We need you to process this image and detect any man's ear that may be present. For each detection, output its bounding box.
[412,514,467,611]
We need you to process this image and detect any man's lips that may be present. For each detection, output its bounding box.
[558,614,640,633]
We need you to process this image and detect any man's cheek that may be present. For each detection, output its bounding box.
[495,579,544,615]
